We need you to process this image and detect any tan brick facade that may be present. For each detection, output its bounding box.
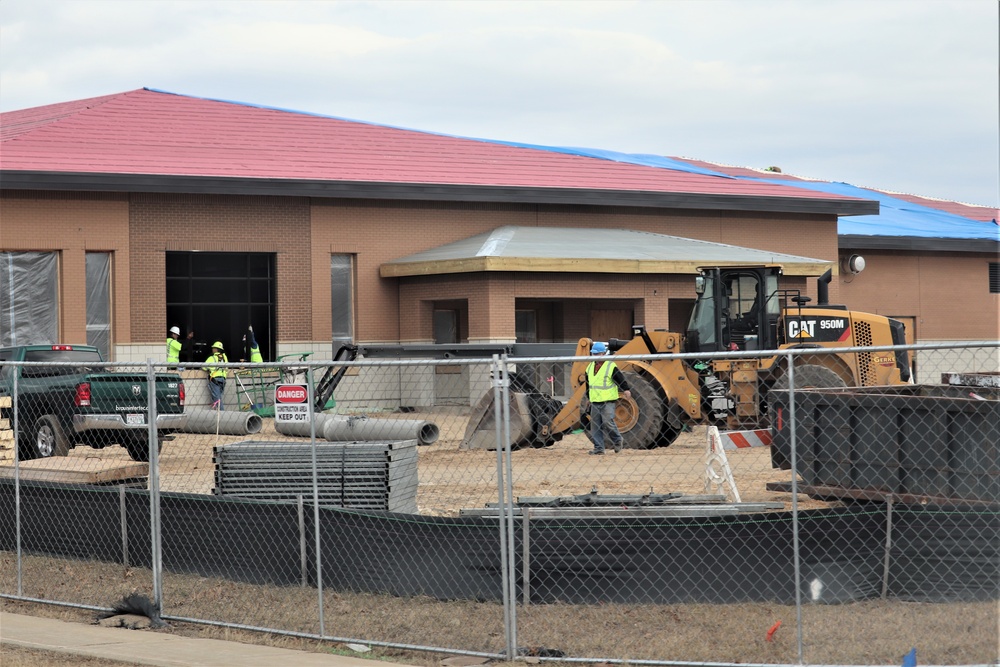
[4,190,993,360]
[838,250,999,341]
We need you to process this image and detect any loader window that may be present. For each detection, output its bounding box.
[726,273,762,350]
[687,275,718,350]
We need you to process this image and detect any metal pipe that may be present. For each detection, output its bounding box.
[273,413,334,438]
[322,416,439,446]
[182,409,263,435]
[275,412,438,445]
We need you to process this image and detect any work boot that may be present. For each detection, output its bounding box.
[588,449,604,455]
[613,442,623,453]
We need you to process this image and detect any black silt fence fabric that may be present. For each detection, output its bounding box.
[889,505,1000,601]
[0,480,142,565]
[159,493,303,586]
[1,480,995,603]
[315,510,503,601]
[519,509,888,604]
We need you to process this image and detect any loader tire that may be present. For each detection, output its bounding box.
[583,372,665,450]
[768,364,847,469]
[770,364,847,393]
[123,435,163,462]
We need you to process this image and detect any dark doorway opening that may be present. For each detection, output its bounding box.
[668,298,696,334]
[166,252,276,363]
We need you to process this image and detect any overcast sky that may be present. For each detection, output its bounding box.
[1,0,997,208]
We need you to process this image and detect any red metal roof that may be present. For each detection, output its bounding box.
[676,157,998,223]
[0,88,863,205]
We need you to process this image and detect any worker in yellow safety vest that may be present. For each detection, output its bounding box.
[242,326,264,364]
[204,341,229,409]
[166,326,183,369]
[584,341,631,455]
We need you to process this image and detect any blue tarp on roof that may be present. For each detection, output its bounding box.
[742,179,999,240]
[483,141,734,178]
[494,137,996,240]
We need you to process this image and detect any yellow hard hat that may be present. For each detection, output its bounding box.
[212,341,224,351]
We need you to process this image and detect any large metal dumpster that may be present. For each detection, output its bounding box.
[770,384,1000,502]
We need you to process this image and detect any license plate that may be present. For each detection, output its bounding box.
[126,414,146,425]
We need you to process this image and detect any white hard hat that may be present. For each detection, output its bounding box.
[169,326,181,335]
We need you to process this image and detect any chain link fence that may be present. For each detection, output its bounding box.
[1,342,997,664]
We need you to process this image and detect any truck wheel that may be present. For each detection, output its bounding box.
[124,436,162,462]
[23,415,70,460]
[771,364,848,392]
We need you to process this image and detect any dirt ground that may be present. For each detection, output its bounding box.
[33,409,821,516]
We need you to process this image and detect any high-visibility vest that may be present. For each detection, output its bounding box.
[204,353,228,380]
[586,360,620,403]
[166,337,182,364]
[249,344,263,364]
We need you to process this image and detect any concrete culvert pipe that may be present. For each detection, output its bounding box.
[182,409,263,435]
[273,413,334,438]
[323,416,440,446]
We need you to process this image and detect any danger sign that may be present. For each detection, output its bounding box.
[274,384,310,423]
[276,384,308,404]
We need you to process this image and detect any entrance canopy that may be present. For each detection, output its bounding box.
[381,226,833,277]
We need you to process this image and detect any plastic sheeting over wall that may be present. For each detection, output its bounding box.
[0,251,58,347]
[86,252,111,359]
[331,255,353,346]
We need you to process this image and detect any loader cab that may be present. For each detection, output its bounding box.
[685,266,781,353]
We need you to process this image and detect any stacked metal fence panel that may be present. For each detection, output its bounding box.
[212,439,418,513]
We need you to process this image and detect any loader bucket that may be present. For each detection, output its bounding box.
[461,370,566,450]
[460,391,535,450]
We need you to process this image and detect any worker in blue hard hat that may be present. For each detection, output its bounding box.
[584,341,631,455]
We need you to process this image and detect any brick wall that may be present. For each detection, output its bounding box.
[1,193,129,345]
[129,193,311,342]
[15,189,990,360]
[838,250,999,340]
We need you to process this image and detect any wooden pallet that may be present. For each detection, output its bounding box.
[0,399,12,463]
[0,456,149,485]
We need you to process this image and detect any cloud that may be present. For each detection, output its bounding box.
[1,0,996,205]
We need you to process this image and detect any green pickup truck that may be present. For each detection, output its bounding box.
[0,344,187,461]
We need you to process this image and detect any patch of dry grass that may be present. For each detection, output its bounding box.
[2,553,997,665]
[1,645,144,667]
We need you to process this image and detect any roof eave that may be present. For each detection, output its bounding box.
[0,171,879,217]
[838,235,1000,253]
[380,257,833,278]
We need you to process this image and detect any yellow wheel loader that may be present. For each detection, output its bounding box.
[462,265,911,451]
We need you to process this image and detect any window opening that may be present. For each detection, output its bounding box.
[1,251,58,346]
[86,252,112,359]
[434,310,459,344]
[166,252,276,362]
[331,255,355,345]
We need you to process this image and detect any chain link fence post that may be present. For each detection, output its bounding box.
[148,359,163,611]
[306,364,325,637]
